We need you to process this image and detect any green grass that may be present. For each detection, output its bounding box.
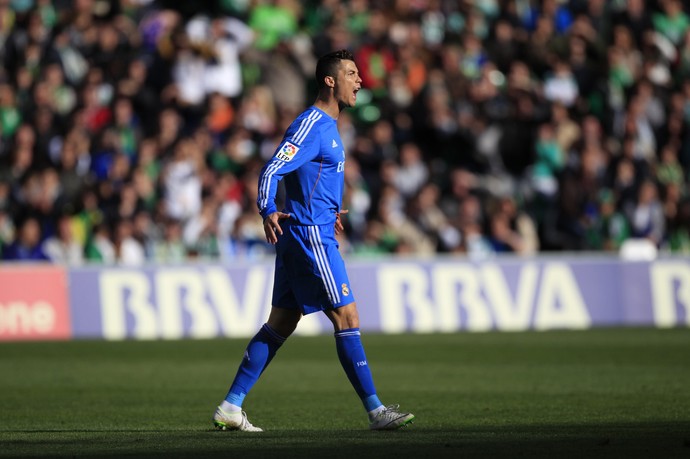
[1,328,689,458]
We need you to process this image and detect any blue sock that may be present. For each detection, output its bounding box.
[334,328,382,412]
[225,323,286,407]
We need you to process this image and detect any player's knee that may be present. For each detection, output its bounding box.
[326,302,360,331]
[267,308,301,338]
[268,319,299,338]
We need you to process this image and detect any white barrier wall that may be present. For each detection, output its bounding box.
[1,256,689,340]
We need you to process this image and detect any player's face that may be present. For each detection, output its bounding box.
[334,60,362,108]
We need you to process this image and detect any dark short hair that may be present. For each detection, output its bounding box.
[315,49,355,90]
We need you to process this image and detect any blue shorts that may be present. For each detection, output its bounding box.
[272,223,355,315]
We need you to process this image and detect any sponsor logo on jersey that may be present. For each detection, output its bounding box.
[332,139,338,148]
[276,141,300,161]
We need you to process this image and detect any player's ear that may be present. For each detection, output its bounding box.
[325,75,335,88]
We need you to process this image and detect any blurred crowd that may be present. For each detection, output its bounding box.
[1,0,690,265]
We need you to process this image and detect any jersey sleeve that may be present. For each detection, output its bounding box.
[256,124,320,219]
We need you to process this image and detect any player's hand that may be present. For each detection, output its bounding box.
[263,212,290,244]
[335,209,349,235]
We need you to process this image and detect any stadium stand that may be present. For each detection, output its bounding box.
[0,0,689,264]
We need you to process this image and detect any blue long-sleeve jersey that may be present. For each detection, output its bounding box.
[257,106,345,226]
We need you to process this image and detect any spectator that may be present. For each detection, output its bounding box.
[530,122,565,200]
[609,155,640,217]
[43,214,83,264]
[183,198,220,260]
[610,24,643,87]
[42,63,77,119]
[111,96,141,160]
[247,0,299,52]
[613,0,652,48]
[1,0,689,263]
[113,219,146,265]
[84,221,116,263]
[237,85,277,137]
[132,209,157,259]
[656,143,685,187]
[524,15,558,78]
[57,143,86,212]
[661,181,682,227]
[494,195,539,255]
[667,197,690,253]
[652,0,689,46]
[351,219,391,256]
[408,182,461,252]
[394,142,429,199]
[204,92,235,142]
[0,83,22,139]
[584,188,631,251]
[355,8,395,95]
[0,209,15,255]
[560,141,609,249]
[460,220,494,260]
[677,27,690,84]
[50,28,89,87]
[550,103,581,156]
[152,217,186,263]
[162,138,203,221]
[486,19,520,75]
[205,16,255,100]
[342,157,371,241]
[377,185,434,255]
[117,58,159,136]
[543,60,579,108]
[2,217,49,261]
[628,179,666,246]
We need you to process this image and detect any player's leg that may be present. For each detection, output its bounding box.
[324,302,379,409]
[325,304,415,430]
[224,306,301,407]
[213,306,301,431]
[300,223,414,429]
[214,243,302,432]
[309,224,385,418]
[310,223,382,416]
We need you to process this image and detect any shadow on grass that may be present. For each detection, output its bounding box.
[2,423,689,459]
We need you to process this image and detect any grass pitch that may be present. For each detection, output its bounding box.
[1,328,689,458]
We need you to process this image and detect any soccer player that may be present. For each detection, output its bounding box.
[212,50,415,432]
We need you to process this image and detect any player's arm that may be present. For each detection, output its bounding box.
[335,209,348,235]
[257,128,319,242]
[263,211,290,244]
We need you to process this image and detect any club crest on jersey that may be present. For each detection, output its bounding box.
[341,283,350,296]
[276,141,300,162]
